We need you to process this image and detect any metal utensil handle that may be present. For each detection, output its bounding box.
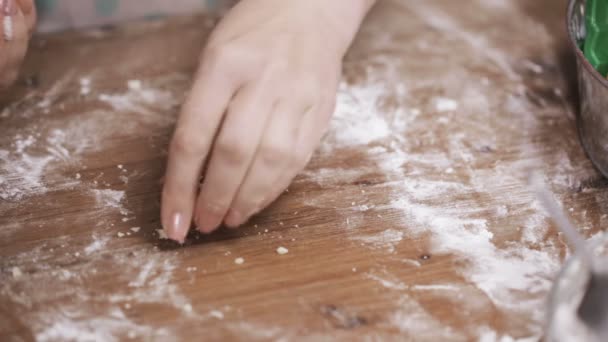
[530,174,594,270]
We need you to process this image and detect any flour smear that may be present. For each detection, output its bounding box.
[0,74,193,340]
[0,76,180,202]
[302,1,600,340]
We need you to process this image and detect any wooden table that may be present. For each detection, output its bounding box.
[1,0,604,340]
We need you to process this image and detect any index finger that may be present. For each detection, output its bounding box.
[161,60,237,243]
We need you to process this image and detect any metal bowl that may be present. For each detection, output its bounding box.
[567,0,608,177]
[546,234,608,342]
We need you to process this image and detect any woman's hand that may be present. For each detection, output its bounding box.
[0,0,36,90]
[162,0,375,242]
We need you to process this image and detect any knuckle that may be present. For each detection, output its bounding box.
[170,131,206,156]
[199,198,230,216]
[266,58,288,75]
[259,140,292,166]
[297,76,321,104]
[233,199,258,217]
[203,44,236,69]
[215,136,249,164]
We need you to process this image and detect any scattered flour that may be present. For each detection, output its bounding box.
[80,77,92,95]
[324,82,392,148]
[156,229,169,240]
[36,308,159,342]
[208,310,224,320]
[434,97,459,112]
[366,272,408,291]
[84,235,110,255]
[2,241,196,341]
[0,2,597,340]
[300,3,595,337]
[127,80,142,91]
[92,189,127,215]
[351,229,404,253]
[387,295,465,341]
[11,266,23,278]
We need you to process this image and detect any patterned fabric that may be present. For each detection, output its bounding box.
[35,0,233,32]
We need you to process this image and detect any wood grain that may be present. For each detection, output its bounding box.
[1,0,605,341]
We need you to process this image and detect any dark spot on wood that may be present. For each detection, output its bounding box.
[352,179,374,186]
[22,75,39,88]
[320,304,368,329]
[478,145,494,153]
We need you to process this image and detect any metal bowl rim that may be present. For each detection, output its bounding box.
[567,0,608,89]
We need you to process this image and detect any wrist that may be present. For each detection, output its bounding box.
[315,0,376,56]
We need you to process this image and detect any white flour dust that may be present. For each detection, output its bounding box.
[0,74,182,204]
[0,131,81,201]
[311,70,569,338]
[351,229,404,253]
[3,242,199,341]
[299,2,599,339]
[1,72,192,340]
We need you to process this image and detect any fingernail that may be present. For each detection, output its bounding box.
[20,0,34,14]
[2,0,15,42]
[167,212,186,243]
[224,209,243,228]
[196,202,226,233]
[197,212,223,233]
[2,0,17,16]
[193,212,200,228]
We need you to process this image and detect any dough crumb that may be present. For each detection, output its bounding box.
[117,232,125,238]
[276,247,289,255]
[234,257,245,265]
[209,310,224,319]
[130,227,141,233]
[11,266,22,278]
[79,77,91,86]
[183,304,193,313]
[435,97,459,112]
[75,173,81,179]
[127,331,136,339]
[127,80,142,91]
[156,229,169,240]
